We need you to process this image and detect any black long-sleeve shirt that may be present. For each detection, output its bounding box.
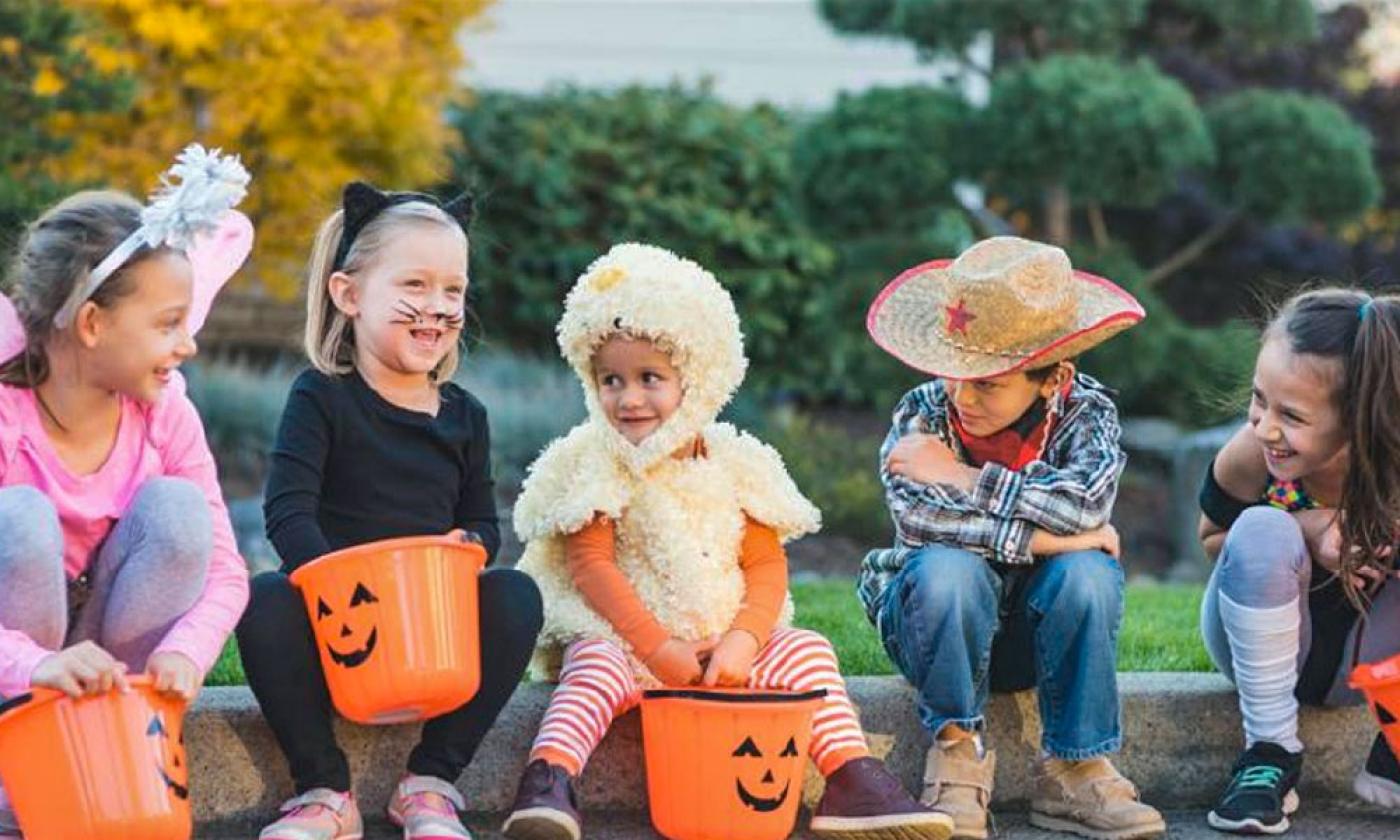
[263,368,500,572]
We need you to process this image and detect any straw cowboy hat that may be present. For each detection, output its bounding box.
[866,236,1144,380]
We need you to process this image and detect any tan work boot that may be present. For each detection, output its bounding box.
[1029,756,1165,839]
[920,737,994,840]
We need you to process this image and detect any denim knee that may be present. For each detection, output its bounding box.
[1218,506,1307,608]
[899,545,998,620]
[1031,550,1123,623]
[0,485,63,567]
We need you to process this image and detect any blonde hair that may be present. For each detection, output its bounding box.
[304,201,469,382]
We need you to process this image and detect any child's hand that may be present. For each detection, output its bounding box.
[1031,524,1121,559]
[702,629,760,687]
[1083,524,1121,559]
[1302,510,1394,590]
[147,651,203,701]
[886,434,977,491]
[31,641,131,698]
[1294,509,1339,567]
[445,528,483,545]
[644,635,720,686]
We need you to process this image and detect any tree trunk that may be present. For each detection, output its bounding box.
[1044,184,1071,246]
[1087,201,1110,250]
[1143,209,1242,288]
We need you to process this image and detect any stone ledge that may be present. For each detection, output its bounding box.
[188,674,1374,827]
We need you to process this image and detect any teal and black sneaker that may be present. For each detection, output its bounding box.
[1354,732,1400,809]
[1207,742,1303,835]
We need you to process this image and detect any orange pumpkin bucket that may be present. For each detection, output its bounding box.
[0,677,191,840]
[290,535,487,724]
[640,687,826,840]
[1350,651,1400,758]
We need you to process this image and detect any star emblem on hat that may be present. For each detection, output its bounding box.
[946,299,976,335]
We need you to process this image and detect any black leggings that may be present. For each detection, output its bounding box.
[236,567,543,793]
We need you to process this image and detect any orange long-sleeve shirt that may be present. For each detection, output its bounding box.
[564,513,788,662]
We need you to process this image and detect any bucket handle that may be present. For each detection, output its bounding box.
[0,693,33,718]
[643,688,828,703]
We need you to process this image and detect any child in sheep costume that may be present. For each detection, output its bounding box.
[503,244,953,840]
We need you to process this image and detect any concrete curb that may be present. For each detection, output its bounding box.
[188,674,1374,829]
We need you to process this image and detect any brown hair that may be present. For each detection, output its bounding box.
[1267,288,1400,607]
[0,191,159,390]
[303,201,468,382]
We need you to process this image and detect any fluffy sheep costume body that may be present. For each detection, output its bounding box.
[514,243,821,682]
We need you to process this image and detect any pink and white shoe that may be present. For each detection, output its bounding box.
[259,788,363,840]
[387,774,472,840]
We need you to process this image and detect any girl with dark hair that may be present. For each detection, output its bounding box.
[1198,288,1400,834]
[0,147,253,837]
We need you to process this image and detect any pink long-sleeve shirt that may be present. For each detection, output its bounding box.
[0,375,249,696]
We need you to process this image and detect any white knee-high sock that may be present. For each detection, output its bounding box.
[1218,591,1304,753]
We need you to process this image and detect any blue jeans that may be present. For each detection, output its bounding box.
[877,544,1125,759]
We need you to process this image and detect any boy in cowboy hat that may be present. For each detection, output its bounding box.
[860,236,1165,840]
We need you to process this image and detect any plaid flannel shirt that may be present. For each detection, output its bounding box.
[857,373,1126,624]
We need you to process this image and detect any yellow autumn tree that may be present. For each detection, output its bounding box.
[48,0,489,295]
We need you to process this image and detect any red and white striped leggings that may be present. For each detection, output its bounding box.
[530,627,870,778]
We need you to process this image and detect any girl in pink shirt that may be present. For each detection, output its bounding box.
[0,148,253,837]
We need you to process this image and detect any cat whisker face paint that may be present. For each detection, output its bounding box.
[391,298,464,330]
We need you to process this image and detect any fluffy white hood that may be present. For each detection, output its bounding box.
[556,242,747,476]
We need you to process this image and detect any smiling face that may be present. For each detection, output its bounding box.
[331,223,468,381]
[1249,336,1348,484]
[317,581,381,668]
[592,336,684,446]
[945,362,1069,438]
[732,733,800,813]
[76,251,197,403]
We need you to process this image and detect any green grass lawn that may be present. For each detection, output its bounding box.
[206,580,1210,687]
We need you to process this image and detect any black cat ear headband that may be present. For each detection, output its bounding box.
[332,181,475,272]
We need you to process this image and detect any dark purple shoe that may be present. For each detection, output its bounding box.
[502,759,581,840]
[811,757,955,839]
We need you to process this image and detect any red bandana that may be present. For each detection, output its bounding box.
[948,381,1070,470]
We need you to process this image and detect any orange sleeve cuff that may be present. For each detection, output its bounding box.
[729,518,788,646]
[565,515,671,660]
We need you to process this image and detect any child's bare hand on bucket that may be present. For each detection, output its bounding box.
[31,641,131,698]
[702,629,759,687]
[148,651,202,701]
[646,635,720,686]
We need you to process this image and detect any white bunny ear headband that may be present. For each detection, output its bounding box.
[1,143,253,362]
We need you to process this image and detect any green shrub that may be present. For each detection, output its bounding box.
[793,85,970,237]
[974,54,1214,209]
[1206,89,1380,227]
[1075,246,1258,425]
[456,349,584,496]
[184,362,296,496]
[764,411,891,545]
[449,84,837,398]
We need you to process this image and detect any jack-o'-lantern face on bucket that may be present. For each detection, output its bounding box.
[147,711,189,801]
[732,734,800,813]
[317,582,380,668]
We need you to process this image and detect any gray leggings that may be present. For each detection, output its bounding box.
[1201,505,1400,708]
[0,479,211,679]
